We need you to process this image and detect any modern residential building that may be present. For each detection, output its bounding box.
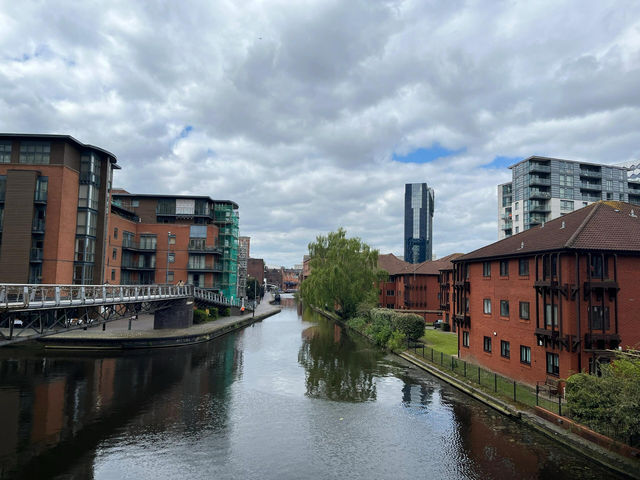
[378,253,463,324]
[107,192,239,299]
[237,236,250,298]
[404,183,435,263]
[454,201,640,386]
[0,133,119,284]
[498,156,640,239]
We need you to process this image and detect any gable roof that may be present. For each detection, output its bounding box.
[456,201,640,263]
[378,253,465,276]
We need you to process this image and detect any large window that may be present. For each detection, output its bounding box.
[139,235,157,250]
[80,153,101,185]
[483,261,491,277]
[483,299,492,314]
[74,237,96,262]
[78,184,99,210]
[520,346,531,365]
[0,175,5,202]
[20,141,50,164]
[545,304,558,328]
[519,258,529,276]
[500,300,509,317]
[76,210,97,236]
[500,260,509,276]
[500,340,510,358]
[0,141,11,163]
[590,306,610,330]
[462,331,469,348]
[559,174,573,187]
[590,255,607,279]
[519,301,530,320]
[560,200,574,212]
[35,177,48,202]
[483,336,492,353]
[546,352,559,376]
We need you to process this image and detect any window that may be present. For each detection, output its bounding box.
[515,214,519,222]
[559,174,573,187]
[78,184,99,210]
[500,260,509,276]
[545,304,558,328]
[111,269,116,281]
[515,202,519,210]
[515,226,519,233]
[500,300,509,317]
[590,255,607,279]
[542,255,557,279]
[167,271,174,282]
[168,252,175,264]
[112,248,117,260]
[386,303,393,308]
[462,331,469,348]
[122,231,135,248]
[546,352,559,376]
[19,141,50,164]
[74,237,95,262]
[519,301,530,320]
[80,153,101,185]
[500,340,510,358]
[518,258,529,276]
[76,210,97,236]
[35,177,48,202]
[560,200,574,212]
[559,187,573,199]
[520,346,531,365]
[139,235,157,250]
[483,336,492,353]
[0,175,5,202]
[168,234,176,245]
[590,306,610,330]
[483,298,492,314]
[483,262,491,277]
[386,290,394,296]
[0,141,11,163]
[114,227,118,239]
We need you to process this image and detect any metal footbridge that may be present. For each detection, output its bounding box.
[0,283,245,346]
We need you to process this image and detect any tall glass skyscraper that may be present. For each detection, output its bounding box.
[404,183,435,263]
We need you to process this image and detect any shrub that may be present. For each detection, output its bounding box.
[393,313,425,340]
[387,330,406,352]
[441,322,451,332]
[222,307,231,317]
[208,308,218,320]
[346,316,367,332]
[193,309,208,324]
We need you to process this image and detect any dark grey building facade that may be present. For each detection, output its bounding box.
[404,183,434,263]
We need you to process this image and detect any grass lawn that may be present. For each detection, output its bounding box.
[419,328,458,356]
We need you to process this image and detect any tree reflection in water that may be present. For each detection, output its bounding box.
[298,312,387,402]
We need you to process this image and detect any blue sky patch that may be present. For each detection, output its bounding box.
[483,156,523,169]
[180,125,193,138]
[392,144,465,163]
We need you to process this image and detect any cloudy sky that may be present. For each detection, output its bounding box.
[2,1,639,266]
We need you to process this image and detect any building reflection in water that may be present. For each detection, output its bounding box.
[0,333,243,480]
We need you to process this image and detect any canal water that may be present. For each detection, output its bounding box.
[0,298,625,479]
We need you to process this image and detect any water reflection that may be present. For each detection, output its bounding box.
[298,312,384,402]
[0,336,242,480]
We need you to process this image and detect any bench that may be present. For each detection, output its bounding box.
[537,376,560,396]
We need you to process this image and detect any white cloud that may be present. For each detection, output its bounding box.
[1,0,639,265]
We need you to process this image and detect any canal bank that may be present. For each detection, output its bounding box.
[311,306,640,479]
[38,298,282,350]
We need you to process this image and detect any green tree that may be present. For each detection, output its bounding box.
[246,277,264,300]
[300,228,386,318]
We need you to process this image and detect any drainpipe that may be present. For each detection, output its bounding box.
[575,252,581,373]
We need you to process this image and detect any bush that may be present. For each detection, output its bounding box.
[441,322,451,332]
[346,316,367,332]
[208,308,218,320]
[222,307,231,317]
[193,309,208,324]
[387,330,406,351]
[392,313,425,340]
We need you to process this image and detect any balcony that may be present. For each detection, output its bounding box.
[121,261,156,271]
[529,163,551,173]
[32,219,45,233]
[581,194,601,202]
[453,313,470,329]
[503,221,513,229]
[579,182,602,192]
[579,169,601,178]
[628,181,640,193]
[528,214,547,225]
[529,202,550,213]
[187,262,221,272]
[529,175,551,186]
[529,189,551,199]
[188,240,222,254]
[122,240,157,251]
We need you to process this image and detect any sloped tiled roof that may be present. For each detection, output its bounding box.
[456,201,640,262]
[378,253,465,276]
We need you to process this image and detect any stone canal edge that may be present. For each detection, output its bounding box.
[311,306,639,480]
[39,308,282,350]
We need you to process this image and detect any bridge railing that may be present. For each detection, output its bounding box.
[192,287,243,308]
[0,284,194,310]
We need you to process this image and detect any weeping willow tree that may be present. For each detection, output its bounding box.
[300,228,386,318]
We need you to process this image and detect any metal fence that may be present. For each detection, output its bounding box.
[406,339,564,415]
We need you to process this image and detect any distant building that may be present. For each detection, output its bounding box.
[302,255,311,282]
[108,192,239,299]
[455,201,640,386]
[282,267,302,291]
[0,134,119,284]
[498,156,640,239]
[265,266,283,290]
[378,253,463,324]
[237,236,250,298]
[404,183,435,263]
[247,257,265,284]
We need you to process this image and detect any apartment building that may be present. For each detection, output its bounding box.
[498,156,640,239]
[107,192,239,299]
[0,134,118,284]
[378,253,463,323]
[237,236,250,298]
[454,201,640,386]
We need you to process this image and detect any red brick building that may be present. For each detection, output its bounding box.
[452,201,640,386]
[378,253,463,323]
[247,258,265,284]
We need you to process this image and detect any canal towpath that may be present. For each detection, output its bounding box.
[38,293,282,349]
